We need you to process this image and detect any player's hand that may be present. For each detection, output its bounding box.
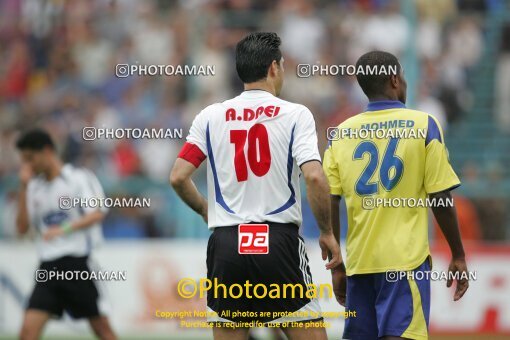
[319,231,342,270]
[42,225,64,241]
[331,262,347,306]
[19,163,34,186]
[447,257,469,301]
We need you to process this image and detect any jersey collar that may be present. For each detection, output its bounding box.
[240,89,274,98]
[366,100,406,111]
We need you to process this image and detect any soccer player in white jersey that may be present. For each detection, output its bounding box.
[15,129,116,340]
[170,32,342,340]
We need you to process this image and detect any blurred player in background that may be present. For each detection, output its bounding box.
[15,129,116,340]
[171,32,342,340]
[323,51,469,340]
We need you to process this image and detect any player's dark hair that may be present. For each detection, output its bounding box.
[355,51,401,99]
[236,32,282,83]
[16,129,55,151]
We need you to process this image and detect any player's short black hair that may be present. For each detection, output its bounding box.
[236,32,282,83]
[16,129,55,151]
[355,51,401,99]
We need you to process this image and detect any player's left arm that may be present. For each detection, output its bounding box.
[429,190,468,301]
[301,161,342,270]
[425,115,468,301]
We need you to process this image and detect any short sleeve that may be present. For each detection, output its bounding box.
[292,107,321,166]
[323,144,343,196]
[185,109,208,155]
[424,115,461,194]
[79,170,108,214]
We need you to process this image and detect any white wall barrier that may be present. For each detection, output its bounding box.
[0,241,509,337]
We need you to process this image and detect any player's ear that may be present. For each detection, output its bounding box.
[269,60,279,77]
[390,74,399,89]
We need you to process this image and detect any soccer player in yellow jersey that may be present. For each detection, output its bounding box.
[323,51,469,340]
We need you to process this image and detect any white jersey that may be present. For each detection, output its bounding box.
[26,164,107,261]
[186,90,321,228]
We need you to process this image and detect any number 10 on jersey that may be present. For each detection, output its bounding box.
[230,123,271,182]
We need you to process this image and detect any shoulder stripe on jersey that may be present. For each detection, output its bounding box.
[267,124,296,215]
[425,115,442,146]
[206,123,235,214]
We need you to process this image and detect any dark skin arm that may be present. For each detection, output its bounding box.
[430,190,469,301]
[330,195,347,306]
[331,195,341,243]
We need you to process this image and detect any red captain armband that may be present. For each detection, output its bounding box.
[178,142,206,168]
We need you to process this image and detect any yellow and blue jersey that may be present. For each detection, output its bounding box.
[323,100,460,276]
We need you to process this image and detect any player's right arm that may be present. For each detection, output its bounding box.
[170,158,208,222]
[16,163,33,235]
[425,115,468,301]
[323,142,347,305]
[170,109,208,223]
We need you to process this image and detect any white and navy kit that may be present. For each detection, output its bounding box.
[178,90,323,323]
[27,164,106,261]
[181,90,321,228]
[26,164,110,319]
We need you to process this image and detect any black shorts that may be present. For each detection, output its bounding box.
[206,222,322,324]
[27,256,105,319]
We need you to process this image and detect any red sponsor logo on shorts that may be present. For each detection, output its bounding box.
[238,224,269,254]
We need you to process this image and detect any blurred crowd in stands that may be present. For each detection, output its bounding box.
[0,0,508,241]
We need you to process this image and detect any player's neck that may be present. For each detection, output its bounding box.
[244,82,276,96]
[44,158,63,181]
[368,95,400,103]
